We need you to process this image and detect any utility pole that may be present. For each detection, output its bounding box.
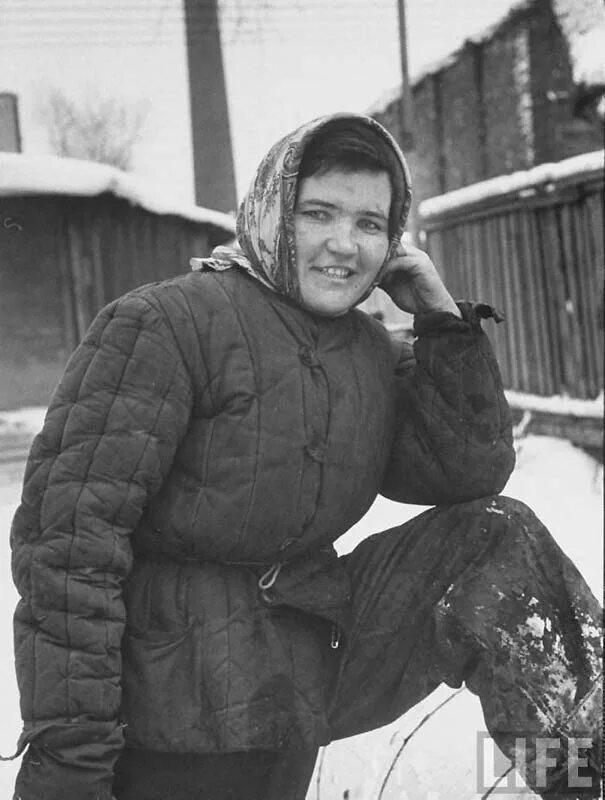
[184,0,237,213]
[396,0,419,245]
[397,0,415,151]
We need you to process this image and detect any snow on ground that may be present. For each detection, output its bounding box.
[0,407,602,799]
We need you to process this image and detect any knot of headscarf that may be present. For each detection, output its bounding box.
[190,246,274,291]
[192,112,412,311]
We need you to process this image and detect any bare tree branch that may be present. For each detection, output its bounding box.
[377,687,466,799]
[39,88,148,171]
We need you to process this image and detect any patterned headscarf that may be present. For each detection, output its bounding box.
[191,112,412,311]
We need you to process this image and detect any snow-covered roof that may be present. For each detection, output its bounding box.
[368,0,605,116]
[419,149,604,219]
[0,153,236,235]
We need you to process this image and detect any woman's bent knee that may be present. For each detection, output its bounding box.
[452,494,541,529]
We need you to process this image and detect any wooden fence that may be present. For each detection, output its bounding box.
[420,156,604,400]
[0,192,234,409]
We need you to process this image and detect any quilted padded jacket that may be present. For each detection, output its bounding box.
[10,267,514,800]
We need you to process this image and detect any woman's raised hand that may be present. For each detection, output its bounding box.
[379,242,461,317]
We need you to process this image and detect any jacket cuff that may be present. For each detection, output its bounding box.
[413,301,505,337]
[13,721,124,800]
[15,747,115,800]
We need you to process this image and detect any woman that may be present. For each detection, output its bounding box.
[9,113,601,799]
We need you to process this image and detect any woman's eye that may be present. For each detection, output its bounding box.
[359,219,384,233]
[303,209,328,221]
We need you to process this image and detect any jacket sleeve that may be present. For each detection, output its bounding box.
[10,293,194,800]
[380,301,515,506]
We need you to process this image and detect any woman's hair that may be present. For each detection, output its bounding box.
[296,119,398,236]
[298,120,394,180]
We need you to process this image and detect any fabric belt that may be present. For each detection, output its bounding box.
[136,549,345,649]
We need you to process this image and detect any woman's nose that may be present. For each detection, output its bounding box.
[326,220,357,255]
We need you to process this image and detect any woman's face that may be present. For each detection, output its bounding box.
[293,168,391,316]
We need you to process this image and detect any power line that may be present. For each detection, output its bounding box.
[2,19,395,31]
[1,19,397,39]
[1,11,394,24]
[1,33,397,46]
[2,12,396,28]
[3,1,394,11]
[1,2,398,47]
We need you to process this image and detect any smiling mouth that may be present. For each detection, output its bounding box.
[314,266,355,279]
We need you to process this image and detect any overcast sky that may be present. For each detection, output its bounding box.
[1,0,519,203]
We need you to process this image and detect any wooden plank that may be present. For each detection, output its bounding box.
[459,224,471,300]
[488,215,514,387]
[426,229,445,286]
[471,221,483,302]
[469,221,486,304]
[585,193,604,393]
[90,207,106,312]
[477,217,508,371]
[123,205,140,292]
[440,228,458,297]
[506,211,532,393]
[533,208,557,395]
[574,198,603,398]
[560,204,588,397]
[496,214,521,390]
[571,202,594,395]
[533,208,560,395]
[104,201,122,299]
[558,205,586,396]
[55,201,79,354]
[522,208,553,395]
[460,222,474,300]
[545,206,577,395]
[481,221,498,307]
[585,192,605,276]
[449,225,466,299]
[481,216,507,382]
[66,205,92,341]
[583,195,603,395]
[471,221,485,303]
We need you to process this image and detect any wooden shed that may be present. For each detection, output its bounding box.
[0,153,235,410]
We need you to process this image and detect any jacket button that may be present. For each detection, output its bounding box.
[299,346,319,368]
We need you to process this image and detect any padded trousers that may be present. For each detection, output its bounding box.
[113,495,602,800]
